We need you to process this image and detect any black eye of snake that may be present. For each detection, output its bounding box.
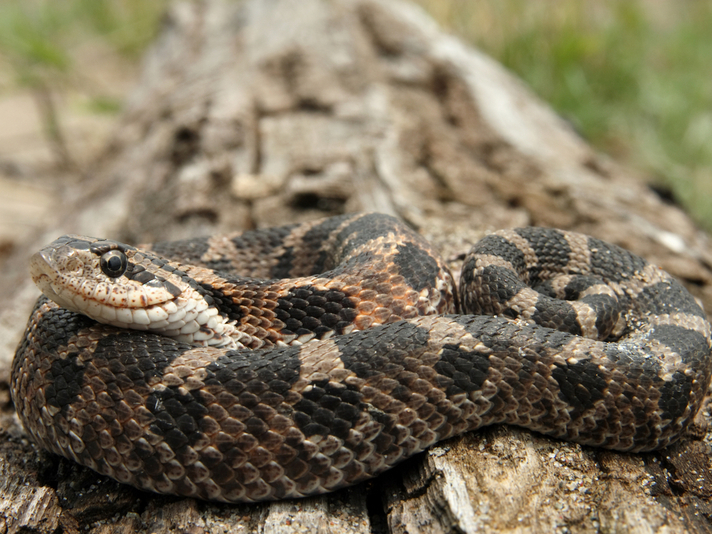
[100,250,128,278]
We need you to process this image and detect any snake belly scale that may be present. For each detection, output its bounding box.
[12,213,712,502]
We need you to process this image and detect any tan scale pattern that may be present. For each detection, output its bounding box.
[493,230,539,281]
[563,231,593,275]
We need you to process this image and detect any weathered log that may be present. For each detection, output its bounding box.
[1,0,711,532]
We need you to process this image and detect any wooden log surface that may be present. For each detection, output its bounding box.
[1,1,712,532]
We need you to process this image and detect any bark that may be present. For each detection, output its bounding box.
[1,0,712,532]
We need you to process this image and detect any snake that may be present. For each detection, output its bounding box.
[11,213,712,503]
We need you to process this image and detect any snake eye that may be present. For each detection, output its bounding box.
[100,250,128,278]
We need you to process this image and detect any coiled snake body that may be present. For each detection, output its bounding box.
[12,213,712,502]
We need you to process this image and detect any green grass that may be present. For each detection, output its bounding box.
[0,0,168,168]
[415,0,712,231]
[0,0,167,83]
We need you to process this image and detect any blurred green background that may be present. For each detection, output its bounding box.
[415,0,712,231]
[1,0,711,229]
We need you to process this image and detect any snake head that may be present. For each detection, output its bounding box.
[30,235,235,347]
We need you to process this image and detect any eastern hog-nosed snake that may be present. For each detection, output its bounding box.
[12,213,712,502]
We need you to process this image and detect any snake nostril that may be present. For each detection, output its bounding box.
[66,258,83,274]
